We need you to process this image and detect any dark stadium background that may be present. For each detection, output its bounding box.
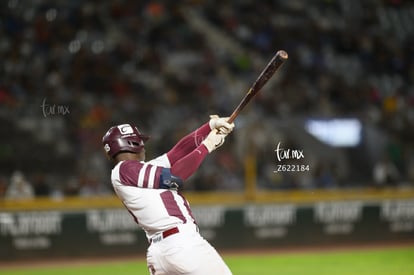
[0,0,413,263]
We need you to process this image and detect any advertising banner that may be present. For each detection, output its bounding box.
[1,200,413,261]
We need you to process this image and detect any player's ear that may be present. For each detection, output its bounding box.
[102,147,111,160]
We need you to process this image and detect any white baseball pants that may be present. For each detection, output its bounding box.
[146,224,232,275]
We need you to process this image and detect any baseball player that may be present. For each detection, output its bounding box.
[102,115,234,275]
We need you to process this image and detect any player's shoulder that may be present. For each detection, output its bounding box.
[119,159,145,166]
[112,160,142,176]
[111,160,145,186]
[117,159,146,173]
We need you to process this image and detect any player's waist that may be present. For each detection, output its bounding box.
[149,223,199,244]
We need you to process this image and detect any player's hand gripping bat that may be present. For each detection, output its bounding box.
[227,50,288,124]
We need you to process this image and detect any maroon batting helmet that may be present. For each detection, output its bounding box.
[102,124,149,159]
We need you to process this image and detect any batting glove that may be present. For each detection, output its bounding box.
[209,115,235,135]
[202,129,228,153]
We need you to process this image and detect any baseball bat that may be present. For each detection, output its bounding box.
[227,50,288,123]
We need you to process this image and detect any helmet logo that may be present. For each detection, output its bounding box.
[118,124,134,135]
[104,144,110,152]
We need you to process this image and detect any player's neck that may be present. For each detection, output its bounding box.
[114,152,144,163]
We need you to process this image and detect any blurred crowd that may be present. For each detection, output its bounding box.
[0,0,413,199]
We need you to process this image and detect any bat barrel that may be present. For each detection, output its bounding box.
[226,50,288,125]
[277,50,288,60]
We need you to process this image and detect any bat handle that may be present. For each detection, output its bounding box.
[213,110,238,135]
[215,113,237,135]
[227,113,237,124]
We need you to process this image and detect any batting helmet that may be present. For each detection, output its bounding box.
[102,124,149,159]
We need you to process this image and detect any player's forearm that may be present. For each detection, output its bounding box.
[170,144,209,180]
[166,122,211,165]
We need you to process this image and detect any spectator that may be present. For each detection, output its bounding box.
[0,176,7,198]
[31,172,51,197]
[0,0,412,193]
[372,155,400,187]
[5,170,34,200]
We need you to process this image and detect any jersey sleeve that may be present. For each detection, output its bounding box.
[166,122,211,166]
[170,144,209,180]
[114,160,163,189]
